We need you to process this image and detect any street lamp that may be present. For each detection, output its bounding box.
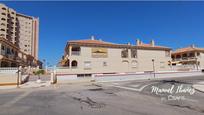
[152,59,156,78]
[195,58,198,70]
[43,59,48,72]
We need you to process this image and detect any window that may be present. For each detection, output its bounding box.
[71,60,78,68]
[1,18,6,21]
[71,46,81,55]
[131,49,137,58]
[121,48,128,58]
[103,62,107,66]
[11,49,14,54]
[171,55,175,59]
[15,51,17,56]
[176,55,181,59]
[2,7,6,10]
[182,53,187,57]
[1,45,5,50]
[0,29,5,31]
[6,48,11,54]
[84,61,91,70]
[189,52,195,57]
[1,13,6,15]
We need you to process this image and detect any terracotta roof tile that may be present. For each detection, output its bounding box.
[172,46,204,54]
[137,43,170,49]
[67,39,171,50]
[69,39,116,45]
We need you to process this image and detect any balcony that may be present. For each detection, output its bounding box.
[71,51,80,56]
[173,57,197,62]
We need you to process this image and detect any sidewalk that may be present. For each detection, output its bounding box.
[0,80,51,90]
[20,81,51,88]
[95,71,204,82]
[193,82,204,93]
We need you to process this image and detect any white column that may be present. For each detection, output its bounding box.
[0,43,1,55]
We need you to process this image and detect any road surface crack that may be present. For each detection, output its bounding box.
[72,97,105,109]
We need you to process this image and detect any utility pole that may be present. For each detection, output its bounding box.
[17,66,21,88]
[17,69,19,88]
[196,58,199,70]
[152,59,156,78]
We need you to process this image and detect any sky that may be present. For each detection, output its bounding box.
[1,1,204,66]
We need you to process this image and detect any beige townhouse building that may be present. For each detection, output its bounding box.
[0,3,40,67]
[171,45,204,70]
[59,37,172,76]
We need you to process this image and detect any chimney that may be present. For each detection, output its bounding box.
[91,35,95,40]
[150,40,155,46]
[191,44,195,48]
[136,39,140,46]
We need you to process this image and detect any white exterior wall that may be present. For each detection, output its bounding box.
[137,49,171,72]
[58,46,171,74]
[198,52,204,69]
[68,47,125,74]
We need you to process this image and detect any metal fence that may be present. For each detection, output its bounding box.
[0,67,19,74]
[171,65,198,71]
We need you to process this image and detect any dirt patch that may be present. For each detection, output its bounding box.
[72,97,105,108]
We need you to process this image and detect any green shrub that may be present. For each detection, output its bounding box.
[33,69,45,75]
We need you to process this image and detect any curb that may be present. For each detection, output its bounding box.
[95,74,204,83]
[0,83,17,86]
[56,79,94,84]
[192,84,204,93]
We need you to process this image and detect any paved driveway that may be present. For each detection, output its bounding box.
[0,75,204,115]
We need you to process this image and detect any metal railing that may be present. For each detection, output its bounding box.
[173,57,197,61]
[71,51,80,56]
[0,67,18,74]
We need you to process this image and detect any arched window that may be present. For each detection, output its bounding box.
[71,60,78,68]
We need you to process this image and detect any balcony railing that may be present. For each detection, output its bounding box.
[173,57,197,61]
[71,51,80,56]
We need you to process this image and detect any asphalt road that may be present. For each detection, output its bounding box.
[0,75,204,115]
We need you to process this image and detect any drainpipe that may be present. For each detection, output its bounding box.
[152,59,156,78]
